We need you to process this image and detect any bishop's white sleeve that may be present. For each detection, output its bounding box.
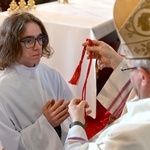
[65,125,101,150]
[65,122,150,150]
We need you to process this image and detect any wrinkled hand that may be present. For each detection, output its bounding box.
[42,98,70,127]
[68,99,92,125]
[82,40,123,70]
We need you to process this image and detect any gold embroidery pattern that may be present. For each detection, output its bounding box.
[119,0,150,58]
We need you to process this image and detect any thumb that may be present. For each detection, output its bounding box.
[78,100,88,108]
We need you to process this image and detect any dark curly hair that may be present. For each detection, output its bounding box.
[0,12,54,70]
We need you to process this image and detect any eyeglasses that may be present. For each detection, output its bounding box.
[20,35,48,49]
[121,66,137,71]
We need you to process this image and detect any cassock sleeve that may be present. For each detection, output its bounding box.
[0,106,26,150]
[0,104,64,150]
[20,114,64,150]
[0,140,4,150]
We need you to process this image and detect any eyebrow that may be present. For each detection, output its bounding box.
[21,33,43,40]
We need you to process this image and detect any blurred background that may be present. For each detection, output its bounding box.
[0,0,57,11]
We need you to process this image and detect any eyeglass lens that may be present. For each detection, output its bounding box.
[20,35,47,49]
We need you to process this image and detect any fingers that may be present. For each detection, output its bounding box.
[86,40,115,70]
[43,99,55,111]
[70,98,89,106]
[69,99,92,124]
[82,40,100,47]
[52,101,69,116]
[50,105,70,127]
[83,40,102,60]
[69,99,90,111]
[78,100,89,108]
[55,107,70,123]
[85,110,92,116]
[86,45,101,54]
[86,50,101,60]
[42,98,70,127]
[83,40,115,60]
[48,98,69,117]
[50,98,65,111]
[51,102,70,127]
[69,98,82,106]
[97,59,109,70]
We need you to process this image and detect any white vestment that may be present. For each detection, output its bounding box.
[0,141,3,150]
[65,97,150,150]
[97,59,133,118]
[0,62,73,150]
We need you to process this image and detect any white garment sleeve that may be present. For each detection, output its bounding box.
[0,107,63,150]
[21,115,64,150]
[0,107,26,150]
[0,140,4,150]
[65,122,150,150]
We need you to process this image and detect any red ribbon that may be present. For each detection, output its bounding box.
[69,39,114,139]
[68,38,93,99]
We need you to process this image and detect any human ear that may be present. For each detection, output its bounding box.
[138,67,149,86]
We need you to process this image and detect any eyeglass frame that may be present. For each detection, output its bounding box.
[20,34,48,49]
[121,66,137,71]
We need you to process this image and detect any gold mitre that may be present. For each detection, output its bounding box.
[114,0,150,59]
